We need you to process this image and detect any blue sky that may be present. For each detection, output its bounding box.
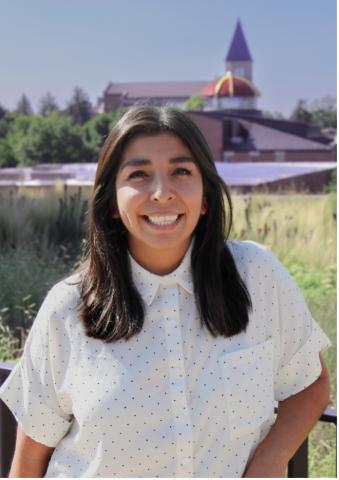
[1,0,336,117]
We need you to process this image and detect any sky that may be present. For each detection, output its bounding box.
[1,0,336,117]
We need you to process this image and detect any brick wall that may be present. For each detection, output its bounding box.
[186,113,224,161]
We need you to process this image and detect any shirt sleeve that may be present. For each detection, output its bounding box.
[0,287,73,447]
[271,255,332,401]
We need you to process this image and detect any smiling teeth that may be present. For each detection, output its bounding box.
[147,215,179,225]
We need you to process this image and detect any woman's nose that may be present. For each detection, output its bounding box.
[150,177,175,202]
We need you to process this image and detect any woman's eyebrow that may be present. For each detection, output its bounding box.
[120,156,195,171]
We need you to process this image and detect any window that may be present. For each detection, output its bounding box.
[274,151,286,162]
[234,67,245,77]
[223,151,235,162]
[249,151,259,161]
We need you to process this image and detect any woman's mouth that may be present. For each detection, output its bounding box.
[142,214,183,228]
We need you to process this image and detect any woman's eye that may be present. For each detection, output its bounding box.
[173,167,191,176]
[128,170,147,179]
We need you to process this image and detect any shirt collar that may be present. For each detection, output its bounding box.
[128,239,194,306]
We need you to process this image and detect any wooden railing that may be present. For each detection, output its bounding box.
[0,362,337,478]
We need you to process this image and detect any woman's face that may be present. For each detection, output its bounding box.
[114,132,206,265]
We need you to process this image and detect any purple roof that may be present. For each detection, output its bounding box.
[215,162,336,186]
[225,20,252,62]
[106,81,207,97]
[0,162,336,189]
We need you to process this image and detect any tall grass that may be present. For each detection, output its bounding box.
[230,193,336,270]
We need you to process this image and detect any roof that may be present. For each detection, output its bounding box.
[0,162,335,189]
[228,119,332,151]
[215,162,336,186]
[202,71,260,98]
[225,20,252,62]
[105,81,207,98]
[189,111,333,150]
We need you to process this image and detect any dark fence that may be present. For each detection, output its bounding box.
[0,362,337,478]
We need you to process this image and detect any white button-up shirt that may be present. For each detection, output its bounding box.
[0,239,331,477]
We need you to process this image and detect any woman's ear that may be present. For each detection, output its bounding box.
[112,208,120,219]
[201,198,208,215]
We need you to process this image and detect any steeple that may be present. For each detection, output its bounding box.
[225,20,253,81]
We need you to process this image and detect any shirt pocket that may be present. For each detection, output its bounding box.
[219,337,275,438]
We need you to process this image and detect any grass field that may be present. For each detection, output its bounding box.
[0,188,336,477]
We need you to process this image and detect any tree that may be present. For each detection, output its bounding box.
[65,87,93,125]
[183,94,205,111]
[0,103,7,119]
[0,112,16,138]
[6,112,94,165]
[16,94,33,116]
[82,109,127,159]
[290,99,313,124]
[38,92,59,117]
[290,96,337,128]
[262,110,285,119]
[309,96,336,129]
[0,138,16,167]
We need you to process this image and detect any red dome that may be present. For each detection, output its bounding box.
[202,71,260,98]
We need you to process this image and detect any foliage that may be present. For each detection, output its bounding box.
[183,93,205,111]
[0,104,7,119]
[0,112,17,138]
[290,99,313,123]
[309,96,337,129]
[65,86,93,125]
[0,138,16,167]
[325,170,337,194]
[16,94,33,116]
[0,309,21,361]
[82,109,126,159]
[38,92,59,117]
[261,110,285,119]
[0,189,88,251]
[290,96,337,128]
[0,189,88,331]
[5,112,94,165]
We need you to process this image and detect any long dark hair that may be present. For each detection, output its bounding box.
[77,106,252,341]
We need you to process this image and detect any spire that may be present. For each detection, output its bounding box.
[225,19,252,62]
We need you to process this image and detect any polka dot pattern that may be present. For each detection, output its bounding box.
[0,239,331,478]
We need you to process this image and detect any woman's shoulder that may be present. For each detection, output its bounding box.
[49,271,82,297]
[226,239,283,276]
[226,238,272,261]
[43,271,83,320]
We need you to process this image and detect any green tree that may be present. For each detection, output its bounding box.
[0,104,7,119]
[290,96,337,128]
[82,109,126,159]
[7,112,94,165]
[38,92,59,117]
[16,94,33,116]
[183,94,205,111]
[309,96,336,129]
[262,110,285,119]
[325,169,337,194]
[290,99,313,123]
[0,138,17,167]
[66,87,93,125]
[0,112,17,138]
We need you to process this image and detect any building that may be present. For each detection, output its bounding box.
[186,20,335,163]
[0,161,335,193]
[96,81,207,113]
[97,19,335,168]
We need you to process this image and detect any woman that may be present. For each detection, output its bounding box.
[0,106,331,478]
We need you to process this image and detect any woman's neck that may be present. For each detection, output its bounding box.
[128,238,192,275]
